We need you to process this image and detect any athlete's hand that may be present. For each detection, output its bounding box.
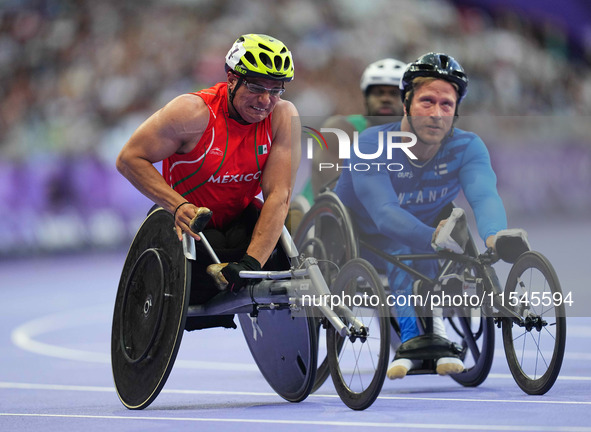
[172,201,201,241]
[433,218,447,242]
[431,208,468,254]
[207,254,262,292]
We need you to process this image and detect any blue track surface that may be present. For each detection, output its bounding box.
[1,220,590,431]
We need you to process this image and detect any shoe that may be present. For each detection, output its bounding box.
[436,357,464,375]
[387,358,422,380]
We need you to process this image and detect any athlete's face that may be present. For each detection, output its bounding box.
[365,85,403,116]
[406,79,457,146]
[228,73,284,124]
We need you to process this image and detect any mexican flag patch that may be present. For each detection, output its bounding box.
[257,144,268,155]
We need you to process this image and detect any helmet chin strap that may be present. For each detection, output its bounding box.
[228,76,252,125]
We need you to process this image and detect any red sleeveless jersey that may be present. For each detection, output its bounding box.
[162,83,273,229]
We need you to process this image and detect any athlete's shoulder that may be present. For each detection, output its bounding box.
[160,93,209,132]
[194,82,227,99]
[273,99,299,118]
[448,127,484,145]
[446,127,492,165]
[345,114,368,132]
[270,99,298,130]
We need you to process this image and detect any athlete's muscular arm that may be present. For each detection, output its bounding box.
[346,130,435,252]
[247,100,301,266]
[116,94,209,240]
[459,136,507,249]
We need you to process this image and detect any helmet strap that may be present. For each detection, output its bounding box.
[228,74,251,125]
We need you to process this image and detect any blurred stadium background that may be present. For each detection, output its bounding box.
[1,0,590,257]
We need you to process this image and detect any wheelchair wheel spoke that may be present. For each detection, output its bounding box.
[502,251,566,395]
[293,192,358,394]
[327,258,389,410]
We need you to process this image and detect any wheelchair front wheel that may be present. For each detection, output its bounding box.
[502,251,566,395]
[326,258,390,410]
[293,192,358,393]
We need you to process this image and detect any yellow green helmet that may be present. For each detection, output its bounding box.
[225,34,294,82]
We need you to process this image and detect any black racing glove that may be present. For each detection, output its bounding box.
[207,254,261,292]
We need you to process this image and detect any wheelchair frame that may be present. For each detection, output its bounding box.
[293,191,566,395]
[111,207,391,411]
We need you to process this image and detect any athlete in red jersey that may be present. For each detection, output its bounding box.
[117,34,300,316]
[162,82,274,229]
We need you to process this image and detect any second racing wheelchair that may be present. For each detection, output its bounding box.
[293,190,567,396]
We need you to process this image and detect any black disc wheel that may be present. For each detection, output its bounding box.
[111,208,190,409]
[446,222,495,387]
[238,308,317,403]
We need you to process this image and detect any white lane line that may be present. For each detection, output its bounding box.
[487,373,591,381]
[9,308,258,371]
[493,349,591,361]
[10,308,591,374]
[0,413,590,431]
[11,310,591,369]
[1,382,590,405]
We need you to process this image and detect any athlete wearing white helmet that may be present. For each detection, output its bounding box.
[309,58,408,197]
[286,58,408,234]
[360,58,408,95]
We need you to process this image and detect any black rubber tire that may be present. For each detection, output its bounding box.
[447,222,495,387]
[293,192,358,393]
[448,315,495,387]
[502,251,566,395]
[111,208,190,410]
[326,258,390,410]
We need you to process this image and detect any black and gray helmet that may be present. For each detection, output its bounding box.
[399,52,468,104]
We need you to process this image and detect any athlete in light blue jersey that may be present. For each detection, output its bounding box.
[335,122,506,251]
[335,52,508,380]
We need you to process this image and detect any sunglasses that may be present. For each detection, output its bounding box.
[242,78,285,97]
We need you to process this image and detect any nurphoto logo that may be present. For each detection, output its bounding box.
[303,126,418,173]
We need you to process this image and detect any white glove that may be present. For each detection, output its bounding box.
[431,208,469,254]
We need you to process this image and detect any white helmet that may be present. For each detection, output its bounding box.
[360,58,407,93]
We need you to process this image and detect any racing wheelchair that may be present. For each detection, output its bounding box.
[293,190,567,395]
[111,205,392,411]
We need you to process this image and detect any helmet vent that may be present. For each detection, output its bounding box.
[416,64,435,71]
[259,52,272,68]
[258,43,274,52]
[284,56,291,70]
[244,51,257,66]
[274,55,283,70]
